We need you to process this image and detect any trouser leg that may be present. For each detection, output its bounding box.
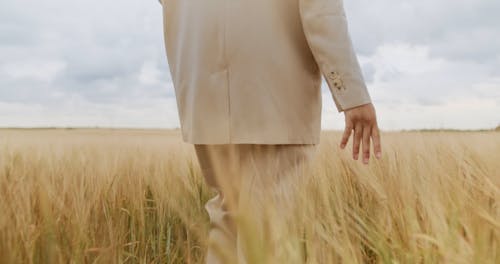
[194,143,318,264]
[194,144,241,264]
[236,144,318,264]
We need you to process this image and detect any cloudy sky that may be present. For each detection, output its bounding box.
[1,0,499,130]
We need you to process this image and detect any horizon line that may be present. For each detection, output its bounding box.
[0,126,498,132]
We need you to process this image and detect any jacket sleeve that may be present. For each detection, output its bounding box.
[299,0,371,112]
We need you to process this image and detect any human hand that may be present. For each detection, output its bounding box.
[340,103,382,164]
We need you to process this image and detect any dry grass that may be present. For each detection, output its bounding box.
[0,128,498,263]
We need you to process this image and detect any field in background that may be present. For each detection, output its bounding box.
[0,129,499,263]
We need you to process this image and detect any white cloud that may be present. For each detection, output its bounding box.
[0,96,180,129]
[138,61,162,85]
[375,97,500,130]
[0,0,499,130]
[355,42,500,130]
[365,43,446,77]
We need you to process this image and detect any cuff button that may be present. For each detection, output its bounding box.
[329,72,345,90]
[328,71,339,79]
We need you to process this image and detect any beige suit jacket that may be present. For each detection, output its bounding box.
[161,0,372,144]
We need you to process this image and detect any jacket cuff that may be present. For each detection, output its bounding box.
[321,62,372,112]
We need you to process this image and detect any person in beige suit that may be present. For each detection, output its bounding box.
[159,0,382,263]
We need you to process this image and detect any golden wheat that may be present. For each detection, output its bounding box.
[0,129,498,263]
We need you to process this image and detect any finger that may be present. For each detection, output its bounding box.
[340,121,353,149]
[352,123,362,160]
[372,124,382,159]
[362,124,371,164]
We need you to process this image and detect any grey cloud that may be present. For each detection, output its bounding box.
[0,0,172,106]
[345,0,500,64]
[360,62,376,83]
[0,0,498,129]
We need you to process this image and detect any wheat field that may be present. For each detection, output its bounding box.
[0,128,498,264]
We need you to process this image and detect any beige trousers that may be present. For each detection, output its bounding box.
[194,144,318,264]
